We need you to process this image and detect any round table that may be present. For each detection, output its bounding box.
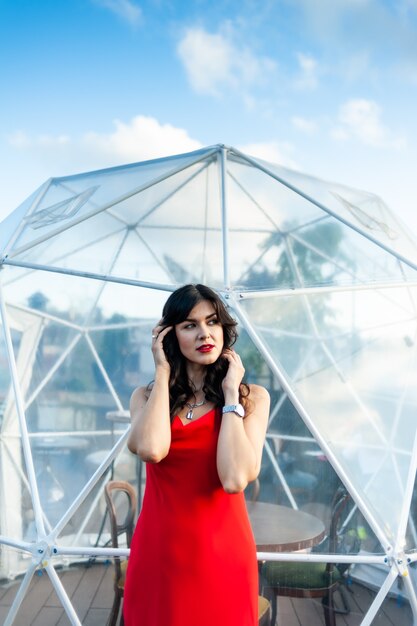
[247,501,325,552]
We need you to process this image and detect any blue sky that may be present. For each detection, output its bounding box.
[1,0,417,236]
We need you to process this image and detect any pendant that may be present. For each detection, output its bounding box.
[184,398,205,420]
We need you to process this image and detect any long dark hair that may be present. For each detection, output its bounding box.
[158,284,249,417]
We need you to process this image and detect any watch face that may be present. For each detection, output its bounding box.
[235,403,245,417]
[223,404,245,417]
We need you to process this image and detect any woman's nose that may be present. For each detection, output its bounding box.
[198,326,210,339]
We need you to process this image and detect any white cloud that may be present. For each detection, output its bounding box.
[177,29,232,96]
[6,115,202,175]
[331,99,406,149]
[177,26,275,97]
[294,52,319,90]
[93,0,142,25]
[82,115,202,162]
[7,117,297,174]
[237,141,298,169]
[291,116,318,134]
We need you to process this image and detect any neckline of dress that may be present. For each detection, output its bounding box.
[175,407,216,427]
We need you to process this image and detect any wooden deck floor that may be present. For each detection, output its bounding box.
[0,561,413,625]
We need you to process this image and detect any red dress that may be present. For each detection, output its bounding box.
[123,408,258,626]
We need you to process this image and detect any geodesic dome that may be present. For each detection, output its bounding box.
[1,144,417,625]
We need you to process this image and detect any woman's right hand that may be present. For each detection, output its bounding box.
[151,322,173,371]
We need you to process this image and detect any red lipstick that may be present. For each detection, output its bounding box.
[197,344,214,353]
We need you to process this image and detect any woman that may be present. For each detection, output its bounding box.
[124,284,270,626]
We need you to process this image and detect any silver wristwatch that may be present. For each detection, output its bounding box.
[222,403,245,418]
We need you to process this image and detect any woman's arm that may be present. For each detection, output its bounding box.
[216,350,270,493]
[127,324,172,463]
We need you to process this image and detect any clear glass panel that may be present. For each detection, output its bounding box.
[289,218,403,286]
[0,315,10,416]
[240,285,417,547]
[90,280,168,327]
[3,264,106,326]
[9,149,212,257]
[58,470,112,548]
[1,277,168,549]
[110,159,213,227]
[9,160,224,288]
[24,336,123,529]
[23,326,81,410]
[13,211,126,273]
[0,317,37,578]
[58,451,139,552]
[137,161,223,287]
[102,229,173,284]
[237,328,382,556]
[0,433,35,577]
[227,159,412,289]
[240,152,417,268]
[91,324,151,409]
[0,184,49,256]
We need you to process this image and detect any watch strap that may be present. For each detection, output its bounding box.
[222,403,245,418]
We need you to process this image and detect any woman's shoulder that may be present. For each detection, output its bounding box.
[247,383,270,401]
[243,384,270,417]
[130,384,152,405]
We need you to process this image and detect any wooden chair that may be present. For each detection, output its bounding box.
[260,490,353,626]
[258,595,271,625]
[104,480,137,626]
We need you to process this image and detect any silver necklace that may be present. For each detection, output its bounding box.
[185,398,206,420]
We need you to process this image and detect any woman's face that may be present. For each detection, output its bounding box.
[175,299,224,366]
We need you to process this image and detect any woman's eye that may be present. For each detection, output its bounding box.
[208,318,218,325]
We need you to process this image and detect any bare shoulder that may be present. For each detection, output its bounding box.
[244,384,270,420]
[130,385,150,402]
[130,385,151,414]
[248,384,270,402]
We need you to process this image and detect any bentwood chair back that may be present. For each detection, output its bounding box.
[104,480,137,626]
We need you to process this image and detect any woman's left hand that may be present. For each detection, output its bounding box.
[221,349,245,397]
